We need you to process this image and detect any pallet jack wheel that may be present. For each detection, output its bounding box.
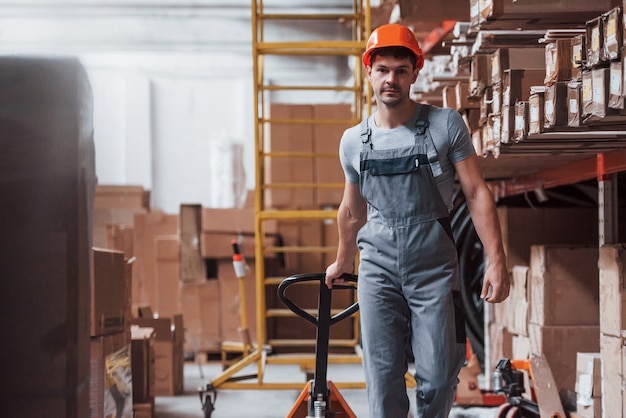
[199,384,217,418]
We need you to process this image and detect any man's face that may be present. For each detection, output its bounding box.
[368,54,418,107]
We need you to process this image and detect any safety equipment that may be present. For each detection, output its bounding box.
[362,23,424,70]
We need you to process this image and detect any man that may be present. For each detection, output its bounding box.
[325,23,510,418]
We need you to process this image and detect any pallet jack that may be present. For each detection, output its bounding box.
[277,273,359,418]
[492,357,565,418]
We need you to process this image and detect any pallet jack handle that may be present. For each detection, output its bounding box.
[278,273,358,418]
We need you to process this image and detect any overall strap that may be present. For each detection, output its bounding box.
[414,104,442,177]
[360,117,372,149]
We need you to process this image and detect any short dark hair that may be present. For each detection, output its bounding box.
[369,46,417,68]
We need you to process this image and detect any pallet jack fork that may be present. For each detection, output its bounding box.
[278,273,359,418]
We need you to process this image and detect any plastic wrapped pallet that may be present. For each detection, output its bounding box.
[0,57,95,418]
[500,105,515,144]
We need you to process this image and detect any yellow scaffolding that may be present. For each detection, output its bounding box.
[207,0,371,391]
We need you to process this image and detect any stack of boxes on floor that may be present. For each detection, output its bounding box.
[444,4,626,158]
[489,206,605,416]
[597,244,626,417]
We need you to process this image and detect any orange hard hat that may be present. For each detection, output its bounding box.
[362,23,424,70]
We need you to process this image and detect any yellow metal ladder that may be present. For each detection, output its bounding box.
[207,0,371,391]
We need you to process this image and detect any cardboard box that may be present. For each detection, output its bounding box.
[544,82,569,129]
[154,236,181,318]
[497,207,598,271]
[131,326,155,406]
[545,39,572,86]
[313,104,351,207]
[586,16,606,68]
[264,103,315,209]
[469,53,492,98]
[507,265,530,336]
[600,333,624,418]
[106,223,135,260]
[528,324,600,393]
[131,315,184,396]
[571,35,586,81]
[95,185,148,210]
[503,69,545,107]
[575,352,602,400]
[603,6,622,62]
[568,80,583,127]
[132,211,178,314]
[581,70,593,120]
[181,280,221,353]
[599,244,626,337]
[608,60,624,109]
[179,204,206,283]
[513,100,528,142]
[456,81,480,110]
[576,396,601,418]
[528,92,545,135]
[91,247,131,337]
[90,332,132,418]
[529,245,599,327]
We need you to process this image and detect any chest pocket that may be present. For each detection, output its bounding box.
[361,154,430,176]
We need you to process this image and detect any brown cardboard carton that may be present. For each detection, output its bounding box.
[513,100,528,142]
[575,352,602,400]
[497,207,598,271]
[181,280,221,353]
[456,81,480,110]
[603,6,622,62]
[528,324,600,393]
[90,332,132,418]
[503,69,545,107]
[528,92,545,135]
[586,16,605,68]
[131,326,155,406]
[95,185,148,210]
[507,266,530,336]
[598,244,626,337]
[571,35,586,81]
[529,245,599,327]
[600,334,623,417]
[179,204,206,283]
[264,103,315,209]
[608,60,624,109]
[313,104,352,207]
[154,236,181,318]
[544,82,569,129]
[132,211,178,314]
[544,39,572,86]
[131,315,184,396]
[91,247,131,337]
[568,80,583,127]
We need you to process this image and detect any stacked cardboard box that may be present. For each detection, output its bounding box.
[90,247,134,418]
[131,315,185,396]
[598,244,626,417]
[131,326,156,418]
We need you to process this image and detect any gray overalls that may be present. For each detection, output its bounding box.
[357,105,466,417]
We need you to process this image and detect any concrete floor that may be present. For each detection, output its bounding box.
[154,361,500,418]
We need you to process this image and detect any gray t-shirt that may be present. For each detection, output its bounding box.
[339,104,475,211]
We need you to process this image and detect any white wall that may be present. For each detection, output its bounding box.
[0,1,356,213]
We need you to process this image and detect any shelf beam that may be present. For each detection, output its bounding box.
[488,149,626,199]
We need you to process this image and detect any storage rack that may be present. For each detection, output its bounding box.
[207,0,370,390]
